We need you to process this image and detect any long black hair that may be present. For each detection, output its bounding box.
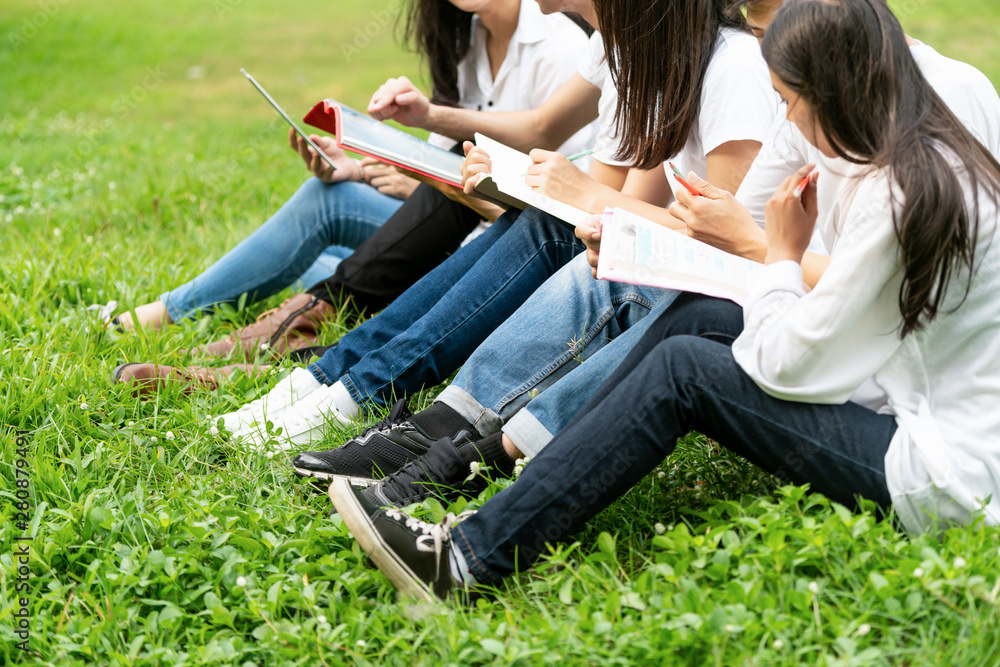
[404,2,593,109]
[763,0,1000,335]
[404,0,474,108]
[593,0,747,169]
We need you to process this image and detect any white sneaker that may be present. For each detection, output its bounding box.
[236,383,352,450]
[218,367,322,435]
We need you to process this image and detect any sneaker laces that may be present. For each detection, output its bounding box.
[383,509,475,581]
[355,399,412,443]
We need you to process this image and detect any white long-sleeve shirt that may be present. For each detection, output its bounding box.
[733,166,1000,534]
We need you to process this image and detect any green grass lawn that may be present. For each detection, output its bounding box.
[2,0,1000,664]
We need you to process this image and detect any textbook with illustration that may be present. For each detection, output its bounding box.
[597,207,764,305]
[471,133,593,227]
[303,99,466,187]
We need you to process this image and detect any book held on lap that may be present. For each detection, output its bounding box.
[597,208,763,305]
[470,133,592,227]
[303,99,466,187]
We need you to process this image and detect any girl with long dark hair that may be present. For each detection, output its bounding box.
[233,0,773,461]
[112,0,592,342]
[328,0,1000,600]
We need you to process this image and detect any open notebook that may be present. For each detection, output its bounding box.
[472,133,593,227]
[303,99,466,187]
[597,208,764,305]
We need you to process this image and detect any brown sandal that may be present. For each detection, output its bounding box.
[193,293,338,360]
[112,362,265,398]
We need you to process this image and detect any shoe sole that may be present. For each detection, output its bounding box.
[328,477,436,603]
[292,466,377,487]
[111,362,137,383]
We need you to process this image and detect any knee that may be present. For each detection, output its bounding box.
[651,336,731,391]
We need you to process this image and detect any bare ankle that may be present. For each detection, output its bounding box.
[501,433,522,460]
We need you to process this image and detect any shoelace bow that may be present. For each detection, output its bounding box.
[356,400,412,442]
[383,509,476,582]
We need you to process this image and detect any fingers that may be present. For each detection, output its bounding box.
[528,148,559,164]
[463,140,476,156]
[288,127,297,150]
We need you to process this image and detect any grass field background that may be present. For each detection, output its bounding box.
[2,0,999,664]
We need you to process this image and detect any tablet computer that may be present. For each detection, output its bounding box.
[240,68,338,172]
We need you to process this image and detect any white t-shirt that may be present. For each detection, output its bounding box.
[664,29,778,189]
[428,1,595,158]
[577,31,628,167]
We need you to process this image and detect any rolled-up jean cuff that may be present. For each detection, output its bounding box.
[452,523,503,585]
[502,408,555,459]
[307,363,331,385]
[436,385,504,436]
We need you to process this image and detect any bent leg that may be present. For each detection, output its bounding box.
[307,183,483,313]
[306,209,523,384]
[160,179,400,321]
[453,335,895,583]
[325,208,583,408]
[437,254,672,435]
[505,292,745,455]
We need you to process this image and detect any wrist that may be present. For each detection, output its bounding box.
[353,159,366,182]
[764,248,805,265]
[423,104,447,134]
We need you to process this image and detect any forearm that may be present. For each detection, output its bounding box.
[424,106,556,154]
[580,184,686,230]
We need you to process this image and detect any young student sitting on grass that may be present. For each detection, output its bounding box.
[289,0,778,494]
[328,0,1000,601]
[310,0,1000,507]
[111,0,594,377]
[211,0,773,457]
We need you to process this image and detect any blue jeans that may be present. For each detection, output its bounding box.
[307,207,583,408]
[160,178,402,321]
[436,253,677,438]
[451,294,897,583]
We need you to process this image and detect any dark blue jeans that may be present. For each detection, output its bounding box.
[307,207,583,408]
[452,294,897,583]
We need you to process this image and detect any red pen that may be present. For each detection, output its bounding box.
[793,172,815,198]
[669,162,702,196]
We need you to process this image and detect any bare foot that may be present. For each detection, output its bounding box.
[115,301,174,331]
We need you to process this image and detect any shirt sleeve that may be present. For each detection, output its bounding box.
[697,33,778,155]
[732,175,907,403]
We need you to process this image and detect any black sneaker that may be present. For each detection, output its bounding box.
[291,400,481,485]
[329,476,463,601]
[359,432,490,509]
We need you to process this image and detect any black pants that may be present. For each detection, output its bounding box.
[307,182,482,315]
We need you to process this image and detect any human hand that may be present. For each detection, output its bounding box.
[763,164,819,265]
[668,172,767,261]
[360,158,419,200]
[461,141,493,196]
[288,128,357,183]
[367,76,431,127]
[524,149,594,209]
[575,214,603,278]
[404,167,506,222]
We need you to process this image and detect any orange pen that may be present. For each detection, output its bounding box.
[669,162,702,197]
[793,172,815,198]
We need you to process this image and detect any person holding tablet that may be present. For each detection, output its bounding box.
[330,0,1000,600]
[111,0,593,351]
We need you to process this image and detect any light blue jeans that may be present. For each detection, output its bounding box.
[160,178,402,322]
[435,253,680,454]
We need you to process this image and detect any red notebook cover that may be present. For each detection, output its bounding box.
[302,100,463,188]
